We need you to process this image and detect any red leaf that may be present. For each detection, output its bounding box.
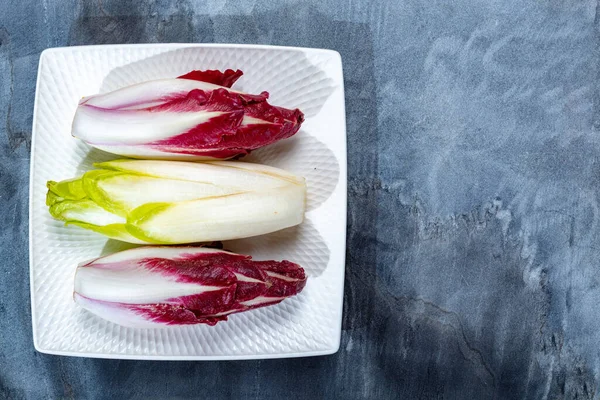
[177,69,244,88]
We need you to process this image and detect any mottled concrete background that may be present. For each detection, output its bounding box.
[1,0,599,399]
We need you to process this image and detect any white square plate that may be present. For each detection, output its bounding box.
[29,44,346,359]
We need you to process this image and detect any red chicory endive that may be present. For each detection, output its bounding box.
[74,246,307,327]
[72,69,304,160]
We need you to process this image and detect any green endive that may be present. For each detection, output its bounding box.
[47,160,306,244]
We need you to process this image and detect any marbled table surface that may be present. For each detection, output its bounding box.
[1,1,599,399]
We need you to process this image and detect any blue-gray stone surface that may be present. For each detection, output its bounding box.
[1,1,599,398]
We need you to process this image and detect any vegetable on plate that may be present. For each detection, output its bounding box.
[46,159,306,244]
[72,69,304,160]
[74,246,307,327]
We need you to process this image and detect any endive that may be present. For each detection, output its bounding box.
[47,160,306,244]
[74,246,307,327]
[72,69,304,160]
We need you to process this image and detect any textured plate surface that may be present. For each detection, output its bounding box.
[29,44,346,360]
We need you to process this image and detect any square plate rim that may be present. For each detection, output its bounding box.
[29,43,347,360]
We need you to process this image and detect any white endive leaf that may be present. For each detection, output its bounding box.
[129,184,306,243]
[89,173,238,213]
[98,160,303,191]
